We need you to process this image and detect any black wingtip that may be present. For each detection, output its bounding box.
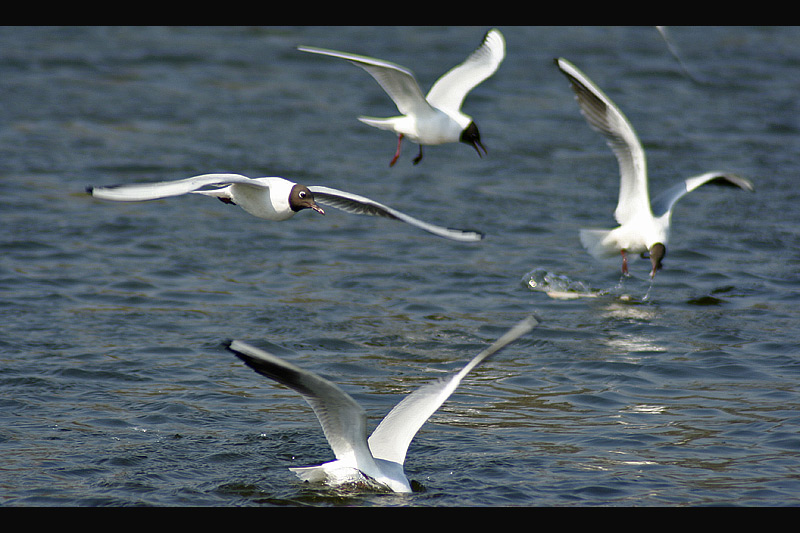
[223,339,252,365]
[85,186,94,195]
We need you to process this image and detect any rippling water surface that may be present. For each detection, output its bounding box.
[2,26,799,506]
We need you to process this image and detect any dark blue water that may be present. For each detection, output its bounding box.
[2,26,799,506]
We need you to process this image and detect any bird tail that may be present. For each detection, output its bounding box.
[358,116,400,132]
[579,228,616,259]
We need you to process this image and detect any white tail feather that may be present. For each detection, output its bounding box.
[358,116,401,132]
[579,228,616,259]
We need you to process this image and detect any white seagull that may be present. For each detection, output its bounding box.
[555,58,754,278]
[225,315,538,493]
[298,28,505,166]
[87,173,484,242]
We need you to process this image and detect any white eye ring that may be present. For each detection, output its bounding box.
[298,190,307,198]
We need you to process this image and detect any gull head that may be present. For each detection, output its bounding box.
[649,243,666,278]
[290,184,325,215]
[460,122,487,158]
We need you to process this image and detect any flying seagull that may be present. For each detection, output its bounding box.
[555,57,753,278]
[87,173,484,242]
[298,29,505,166]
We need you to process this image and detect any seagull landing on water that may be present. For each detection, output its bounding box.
[87,173,484,243]
[225,315,538,493]
[298,29,505,167]
[555,58,754,279]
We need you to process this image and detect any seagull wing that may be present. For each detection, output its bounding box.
[298,46,432,117]
[308,186,484,242]
[87,173,265,202]
[367,315,538,465]
[225,340,376,467]
[650,171,754,218]
[426,29,506,115]
[556,58,650,225]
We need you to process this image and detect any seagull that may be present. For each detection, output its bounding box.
[224,315,538,493]
[87,173,484,242]
[298,28,505,166]
[555,58,754,278]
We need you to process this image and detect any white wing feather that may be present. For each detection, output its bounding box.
[367,315,538,465]
[426,29,506,115]
[308,185,484,242]
[88,173,269,202]
[297,46,431,117]
[556,58,650,225]
[650,171,754,218]
[225,340,376,467]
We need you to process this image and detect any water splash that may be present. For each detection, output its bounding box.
[642,278,655,302]
[522,268,659,303]
[521,269,603,299]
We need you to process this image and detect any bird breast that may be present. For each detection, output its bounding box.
[412,110,465,144]
[229,180,296,221]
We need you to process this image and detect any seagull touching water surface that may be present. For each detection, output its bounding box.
[225,315,538,493]
[555,58,754,278]
[87,173,484,242]
[298,29,505,166]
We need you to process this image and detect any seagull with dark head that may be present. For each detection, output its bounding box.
[87,173,484,242]
[555,58,754,278]
[298,29,505,166]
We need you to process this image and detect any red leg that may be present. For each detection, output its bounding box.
[389,134,404,167]
[621,249,629,275]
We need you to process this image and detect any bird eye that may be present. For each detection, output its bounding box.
[298,190,307,198]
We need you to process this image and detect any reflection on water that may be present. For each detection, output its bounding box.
[598,301,659,322]
[621,404,667,415]
[603,333,665,356]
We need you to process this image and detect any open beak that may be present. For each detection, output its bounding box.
[472,139,487,158]
[311,204,325,215]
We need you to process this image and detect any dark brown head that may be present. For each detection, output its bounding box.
[649,243,666,279]
[289,184,324,215]
[460,121,487,157]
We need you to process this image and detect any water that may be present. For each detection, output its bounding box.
[1,26,799,506]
